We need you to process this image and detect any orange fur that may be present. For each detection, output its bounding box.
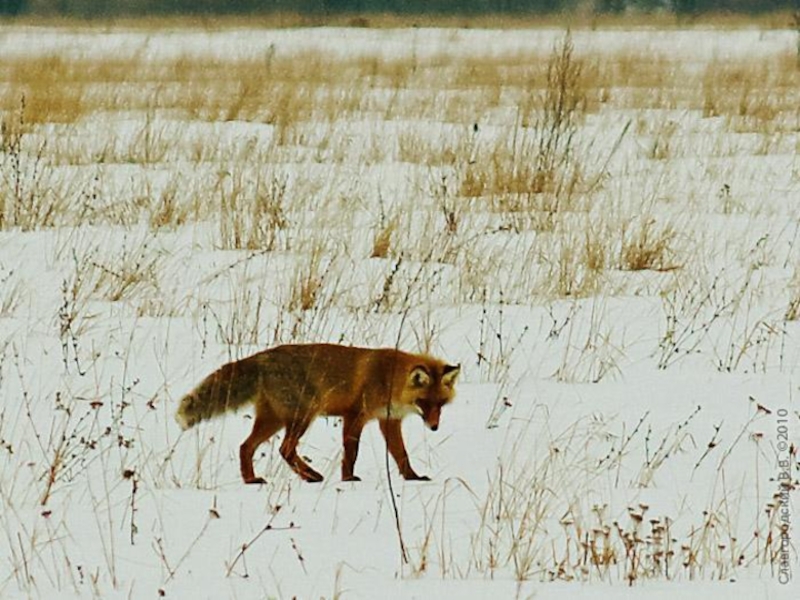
[176,343,459,484]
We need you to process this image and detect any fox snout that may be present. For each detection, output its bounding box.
[426,410,440,431]
[416,400,442,431]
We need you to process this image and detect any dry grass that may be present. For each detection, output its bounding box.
[411,400,787,584]
[1,28,794,318]
[217,168,290,251]
[0,28,794,307]
[619,217,679,272]
[0,24,797,596]
[702,54,800,128]
[1,40,796,137]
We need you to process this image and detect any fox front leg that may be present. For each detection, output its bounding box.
[378,418,430,481]
[341,413,366,481]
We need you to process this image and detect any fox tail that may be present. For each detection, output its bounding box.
[175,361,255,430]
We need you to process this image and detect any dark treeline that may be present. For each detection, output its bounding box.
[0,0,798,18]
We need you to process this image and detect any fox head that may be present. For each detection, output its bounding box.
[407,363,460,431]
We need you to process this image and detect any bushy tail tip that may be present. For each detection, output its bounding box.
[175,396,197,431]
[175,409,191,431]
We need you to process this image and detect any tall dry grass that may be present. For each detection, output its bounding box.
[1,28,796,308]
[2,39,797,136]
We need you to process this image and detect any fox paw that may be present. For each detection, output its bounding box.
[301,471,324,483]
[404,474,431,481]
[244,476,267,485]
[342,474,362,482]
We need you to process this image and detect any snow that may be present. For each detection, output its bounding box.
[0,23,798,599]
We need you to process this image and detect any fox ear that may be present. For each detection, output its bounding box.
[409,366,431,388]
[442,364,460,386]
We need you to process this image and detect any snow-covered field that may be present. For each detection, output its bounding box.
[0,24,798,598]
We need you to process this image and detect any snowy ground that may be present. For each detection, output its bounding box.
[0,24,798,599]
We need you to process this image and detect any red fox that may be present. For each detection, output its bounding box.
[176,344,460,484]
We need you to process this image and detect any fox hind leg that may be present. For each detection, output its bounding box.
[240,402,282,484]
[341,413,366,482]
[280,417,324,483]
